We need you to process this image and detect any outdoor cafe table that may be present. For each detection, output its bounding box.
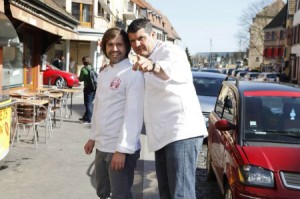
[38,88,81,118]
[16,99,49,106]
[10,91,63,99]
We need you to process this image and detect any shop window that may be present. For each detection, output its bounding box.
[72,2,92,27]
[2,44,24,89]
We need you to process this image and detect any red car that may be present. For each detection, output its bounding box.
[43,64,80,88]
[207,80,300,199]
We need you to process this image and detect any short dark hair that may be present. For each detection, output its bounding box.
[101,27,131,58]
[127,18,152,34]
[82,56,91,65]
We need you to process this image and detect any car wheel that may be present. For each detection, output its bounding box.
[206,147,216,181]
[224,184,233,199]
[55,77,66,88]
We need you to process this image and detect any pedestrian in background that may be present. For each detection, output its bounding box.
[84,27,144,199]
[78,56,96,124]
[69,57,76,74]
[128,18,208,199]
[52,55,65,70]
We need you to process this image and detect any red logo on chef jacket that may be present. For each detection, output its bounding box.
[110,77,121,90]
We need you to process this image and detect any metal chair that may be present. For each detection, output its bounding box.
[11,100,50,149]
[36,92,64,128]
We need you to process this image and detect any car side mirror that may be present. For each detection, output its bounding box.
[215,119,236,131]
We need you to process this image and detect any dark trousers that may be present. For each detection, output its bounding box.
[83,88,95,122]
[95,150,140,199]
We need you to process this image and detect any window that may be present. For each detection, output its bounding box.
[98,2,110,22]
[72,3,79,20]
[271,48,275,57]
[291,54,297,79]
[98,3,104,17]
[271,31,275,41]
[215,85,229,117]
[72,2,92,27]
[2,45,24,89]
[279,30,285,40]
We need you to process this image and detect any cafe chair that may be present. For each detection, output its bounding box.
[11,101,50,149]
[36,91,64,128]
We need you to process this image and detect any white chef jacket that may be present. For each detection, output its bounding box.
[145,41,208,152]
[89,59,144,154]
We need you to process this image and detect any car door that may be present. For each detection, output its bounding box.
[210,85,237,182]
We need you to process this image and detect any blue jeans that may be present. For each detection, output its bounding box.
[83,88,95,122]
[155,136,203,199]
[95,149,140,199]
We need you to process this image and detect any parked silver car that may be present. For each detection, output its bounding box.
[192,71,228,127]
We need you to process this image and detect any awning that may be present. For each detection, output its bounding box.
[98,0,114,16]
[0,12,20,46]
[0,0,4,13]
[73,27,105,41]
[10,4,78,40]
[72,0,92,5]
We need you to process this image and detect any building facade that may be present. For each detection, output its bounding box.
[0,0,78,93]
[1,0,181,93]
[248,0,285,70]
[291,0,300,83]
[263,4,287,73]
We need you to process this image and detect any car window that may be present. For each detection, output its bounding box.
[193,76,224,97]
[266,74,277,78]
[250,73,259,77]
[215,85,229,116]
[223,90,236,123]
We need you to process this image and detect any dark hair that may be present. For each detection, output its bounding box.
[127,18,152,34]
[101,27,131,58]
[82,56,91,65]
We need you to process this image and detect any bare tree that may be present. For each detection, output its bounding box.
[236,0,279,51]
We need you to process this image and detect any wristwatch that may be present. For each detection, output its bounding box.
[150,62,156,72]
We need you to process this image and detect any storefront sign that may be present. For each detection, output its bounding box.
[0,99,12,161]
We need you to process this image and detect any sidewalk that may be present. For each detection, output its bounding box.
[0,90,159,199]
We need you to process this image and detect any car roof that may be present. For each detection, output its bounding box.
[225,81,300,93]
[192,71,227,78]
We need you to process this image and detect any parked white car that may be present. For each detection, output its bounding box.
[244,72,260,81]
[257,72,279,82]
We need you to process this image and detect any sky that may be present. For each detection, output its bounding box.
[146,0,270,55]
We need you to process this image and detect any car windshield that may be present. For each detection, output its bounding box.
[244,93,300,144]
[193,76,223,97]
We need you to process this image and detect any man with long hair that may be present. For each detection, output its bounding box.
[84,27,144,199]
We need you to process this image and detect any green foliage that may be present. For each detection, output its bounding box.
[185,47,193,67]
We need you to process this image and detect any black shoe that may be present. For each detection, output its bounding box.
[81,120,91,124]
[78,117,85,121]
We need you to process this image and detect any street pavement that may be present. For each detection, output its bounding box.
[0,88,220,199]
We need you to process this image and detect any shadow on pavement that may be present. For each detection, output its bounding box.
[196,168,222,199]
